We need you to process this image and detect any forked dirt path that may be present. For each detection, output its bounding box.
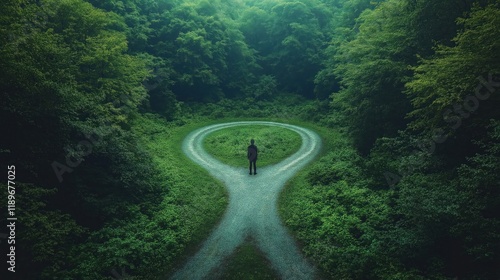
[170,121,322,280]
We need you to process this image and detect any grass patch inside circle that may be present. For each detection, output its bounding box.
[203,125,302,168]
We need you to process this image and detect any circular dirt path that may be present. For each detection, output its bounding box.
[171,121,322,280]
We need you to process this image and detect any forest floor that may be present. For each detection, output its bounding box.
[170,121,322,280]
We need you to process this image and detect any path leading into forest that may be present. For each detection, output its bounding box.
[170,121,322,280]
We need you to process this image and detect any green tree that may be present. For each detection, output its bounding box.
[240,0,331,97]
[330,0,414,154]
[325,0,483,154]
[0,1,163,276]
[141,0,259,102]
[406,1,500,144]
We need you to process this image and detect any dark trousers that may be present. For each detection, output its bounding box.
[249,160,257,174]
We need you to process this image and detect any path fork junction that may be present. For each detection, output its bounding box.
[171,121,322,280]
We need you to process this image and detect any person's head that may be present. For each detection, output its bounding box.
[250,139,255,145]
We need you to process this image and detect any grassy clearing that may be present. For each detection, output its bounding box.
[203,125,302,168]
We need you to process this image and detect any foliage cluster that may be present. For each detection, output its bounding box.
[0,0,226,276]
[65,115,227,279]
[280,1,500,279]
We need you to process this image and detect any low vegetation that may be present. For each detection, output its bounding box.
[203,125,302,168]
[216,240,280,280]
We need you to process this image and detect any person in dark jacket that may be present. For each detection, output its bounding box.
[247,139,258,175]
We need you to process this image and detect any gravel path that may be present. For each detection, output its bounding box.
[170,121,322,280]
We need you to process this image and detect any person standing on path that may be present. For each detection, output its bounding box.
[248,139,258,175]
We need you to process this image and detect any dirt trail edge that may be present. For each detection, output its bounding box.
[171,121,322,280]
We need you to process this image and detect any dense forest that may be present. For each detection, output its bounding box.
[1,0,499,279]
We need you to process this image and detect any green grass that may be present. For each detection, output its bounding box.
[213,240,280,280]
[203,125,302,168]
